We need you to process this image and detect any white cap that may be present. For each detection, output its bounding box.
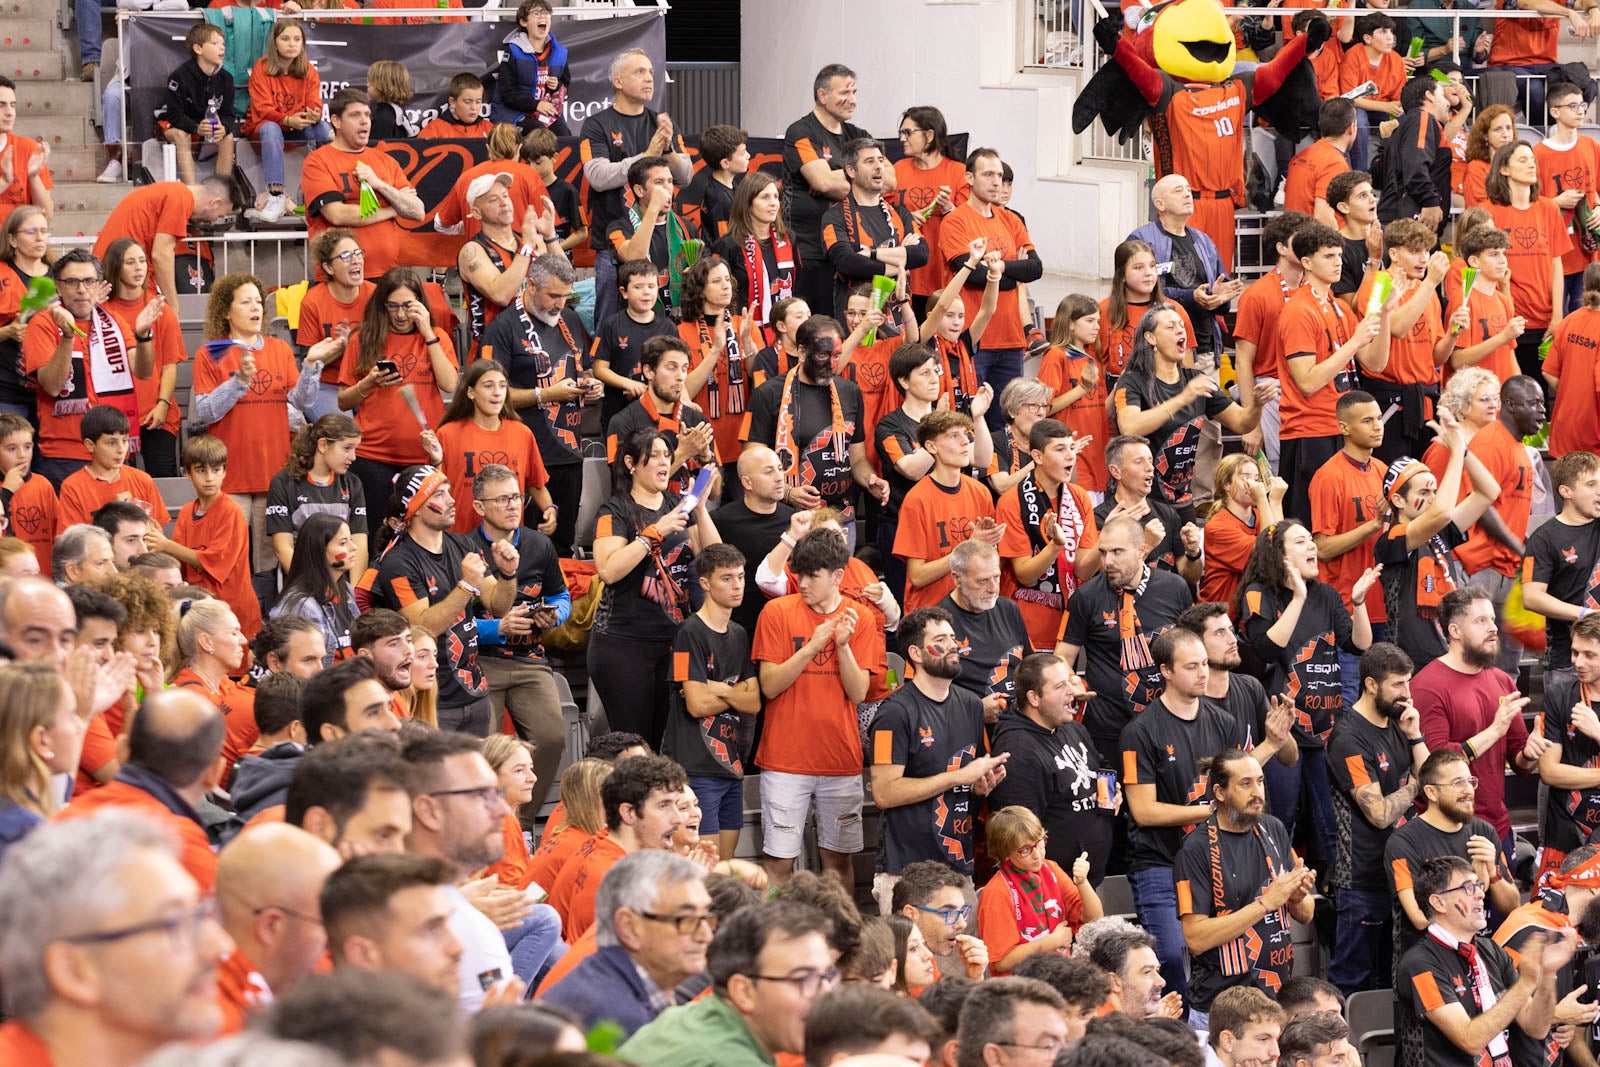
[465,171,513,207]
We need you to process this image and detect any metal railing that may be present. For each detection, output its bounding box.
[52,230,310,289]
[663,61,740,137]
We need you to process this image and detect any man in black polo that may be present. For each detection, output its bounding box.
[712,444,794,637]
[782,62,875,314]
[940,539,1031,722]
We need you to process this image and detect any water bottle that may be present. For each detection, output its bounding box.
[204,102,219,139]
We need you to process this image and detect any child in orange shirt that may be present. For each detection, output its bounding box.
[57,406,170,529]
[242,20,329,221]
[977,805,1101,977]
[1037,294,1110,493]
[1339,11,1406,171]
[427,359,553,535]
[0,413,56,573]
[1451,227,1525,385]
[417,73,492,139]
[840,281,918,459]
[920,237,1000,420]
[157,434,261,639]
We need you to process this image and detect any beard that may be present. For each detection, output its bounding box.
[1377,694,1408,719]
[1461,634,1500,669]
[922,651,962,680]
[1226,800,1263,828]
[803,353,833,383]
[530,305,562,327]
[1208,652,1241,672]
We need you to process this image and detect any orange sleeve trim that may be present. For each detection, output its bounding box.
[1413,970,1446,1012]
[672,651,690,683]
[1392,857,1412,891]
[873,730,894,766]
[1176,879,1194,916]
[1122,749,1139,784]
[595,514,614,539]
[1346,753,1373,789]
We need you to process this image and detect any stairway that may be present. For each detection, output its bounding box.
[0,0,121,239]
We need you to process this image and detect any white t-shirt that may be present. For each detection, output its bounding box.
[446,884,514,1012]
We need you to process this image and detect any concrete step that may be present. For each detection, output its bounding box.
[0,0,67,19]
[0,20,60,48]
[50,179,126,213]
[15,114,93,146]
[11,80,94,121]
[51,208,110,239]
[41,144,111,183]
[0,49,66,81]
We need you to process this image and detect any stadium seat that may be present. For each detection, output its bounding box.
[1096,873,1135,920]
[1346,988,1396,1058]
[574,455,609,551]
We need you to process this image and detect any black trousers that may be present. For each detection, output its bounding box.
[586,631,673,748]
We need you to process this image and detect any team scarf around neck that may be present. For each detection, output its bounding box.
[742,230,794,328]
[1016,473,1086,605]
[514,297,583,452]
[837,194,904,280]
[998,860,1065,944]
[1119,568,1156,711]
[53,304,140,451]
[697,311,746,419]
[935,334,978,411]
[773,367,846,487]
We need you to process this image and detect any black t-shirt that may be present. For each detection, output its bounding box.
[592,492,696,645]
[371,532,487,710]
[748,345,800,391]
[265,469,367,539]
[1375,521,1467,670]
[662,614,756,780]
[992,425,1029,483]
[463,232,516,345]
[1201,673,1272,753]
[681,170,737,241]
[874,407,921,523]
[743,374,865,513]
[712,234,797,323]
[468,524,565,665]
[1336,234,1370,298]
[1174,814,1298,1009]
[870,681,987,875]
[782,111,870,255]
[592,310,678,427]
[604,214,673,303]
[1524,516,1600,670]
[1111,368,1233,510]
[1397,933,1518,1067]
[1120,697,1249,870]
[1540,673,1600,853]
[988,712,1114,882]
[547,178,582,245]
[578,106,686,251]
[1166,229,1204,291]
[606,396,716,498]
[1384,815,1513,962]
[481,303,590,468]
[939,593,1031,708]
[1239,580,1357,749]
[820,196,927,313]
[1094,493,1186,573]
[1061,567,1195,760]
[712,498,795,636]
[1327,709,1415,891]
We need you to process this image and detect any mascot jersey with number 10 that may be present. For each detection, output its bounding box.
[1073,0,1330,272]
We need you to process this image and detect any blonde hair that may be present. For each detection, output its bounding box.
[168,597,237,683]
[986,804,1045,860]
[404,624,438,727]
[552,758,611,836]
[487,122,521,161]
[0,662,72,817]
[1440,367,1499,420]
[1204,453,1272,520]
[483,733,536,773]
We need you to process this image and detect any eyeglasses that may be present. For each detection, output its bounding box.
[477,493,523,510]
[253,904,324,926]
[1016,835,1049,856]
[63,898,217,950]
[1554,102,1588,111]
[1437,776,1480,790]
[747,967,841,998]
[384,301,416,312]
[1437,880,1487,898]
[16,227,48,238]
[427,785,505,808]
[637,911,719,935]
[996,1038,1068,1056]
[897,127,927,139]
[331,248,365,262]
[912,902,973,926]
[57,276,99,290]
[1019,401,1050,413]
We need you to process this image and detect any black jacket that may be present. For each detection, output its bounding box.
[155,57,236,135]
[230,742,304,823]
[1378,108,1449,224]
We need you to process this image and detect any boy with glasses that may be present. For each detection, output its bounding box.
[1534,83,1600,315]
[892,860,989,979]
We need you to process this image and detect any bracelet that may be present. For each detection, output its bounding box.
[457,579,480,596]
[542,504,558,516]
[780,533,796,550]
[535,387,543,405]
[1410,735,1427,746]
[135,332,154,343]
[156,397,171,407]
[1184,550,1201,561]
[424,335,442,346]
[518,243,536,259]
[639,524,664,546]
[1460,739,1478,761]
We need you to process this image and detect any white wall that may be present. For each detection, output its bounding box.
[739,0,1144,288]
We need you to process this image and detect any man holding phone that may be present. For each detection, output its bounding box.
[469,462,570,818]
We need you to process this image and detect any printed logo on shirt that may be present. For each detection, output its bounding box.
[1564,546,1580,564]
[1165,743,1176,762]
[609,131,624,147]
[1511,227,1541,250]
[1377,750,1390,773]
[1101,611,1117,628]
[918,725,935,748]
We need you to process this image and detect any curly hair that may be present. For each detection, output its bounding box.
[204,272,266,341]
[1231,518,1309,620]
[679,255,732,317]
[87,571,176,651]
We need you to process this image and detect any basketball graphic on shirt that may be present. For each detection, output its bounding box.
[1512,226,1542,250]
[247,368,274,397]
[477,450,512,468]
[10,504,43,536]
[902,185,937,213]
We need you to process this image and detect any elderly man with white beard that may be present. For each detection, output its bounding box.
[939,540,1032,724]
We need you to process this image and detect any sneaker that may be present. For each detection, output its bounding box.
[260,193,287,223]
[96,158,122,184]
[80,62,98,82]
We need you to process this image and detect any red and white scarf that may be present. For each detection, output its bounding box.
[742,231,794,328]
[51,304,140,451]
[1017,474,1086,603]
[998,861,1066,946]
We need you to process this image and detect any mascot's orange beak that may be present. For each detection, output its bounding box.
[1146,0,1237,82]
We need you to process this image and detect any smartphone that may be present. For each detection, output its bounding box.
[377,359,400,377]
[1096,771,1120,811]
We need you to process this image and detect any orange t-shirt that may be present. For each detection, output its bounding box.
[1036,347,1110,491]
[192,337,299,494]
[105,296,183,434]
[1462,159,1492,209]
[57,465,170,529]
[417,115,494,140]
[1490,0,1560,65]
[301,145,413,278]
[527,823,593,895]
[1453,285,1518,385]
[1358,273,1443,386]
[241,59,322,139]
[338,331,456,466]
[56,780,217,892]
[894,473,996,613]
[435,160,551,244]
[1547,305,1600,457]
[298,282,374,385]
[0,134,53,226]
[996,479,1101,652]
[216,948,271,1035]
[752,593,888,776]
[1094,297,1196,377]
[367,0,464,24]
[7,472,57,574]
[840,335,904,462]
[546,832,626,944]
[1339,45,1405,101]
[1487,197,1571,329]
[1278,284,1361,440]
[22,311,144,460]
[1199,505,1264,609]
[1233,268,1299,384]
[1534,136,1600,276]
[889,156,970,296]
[1284,139,1350,217]
[535,924,598,996]
[172,494,261,639]
[75,714,117,794]
[1310,41,1344,99]
[91,183,194,294]
[1422,420,1534,578]
[977,860,1084,976]
[1308,449,1389,622]
[937,203,1035,349]
[173,667,259,774]
[436,418,548,534]
[681,314,760,460]
[485,811,538,891]
[0,1020,53,1066]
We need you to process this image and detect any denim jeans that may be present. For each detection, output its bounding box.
[257,119,332,187]
[76,0,101,64]
[1339,622,1386,712]
[593,247,619,327]
[103,81,124,144]
[1130,864,1187,1006]
[1264,746,1338,873]
[305,381,343,424]
[504,902,566,987]
[975,346,1024,433]
[1329,886,1392,994]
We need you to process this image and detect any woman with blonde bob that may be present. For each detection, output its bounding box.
[0,662,84,861]
[976,804,1101,976]
[525,758,612,891]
